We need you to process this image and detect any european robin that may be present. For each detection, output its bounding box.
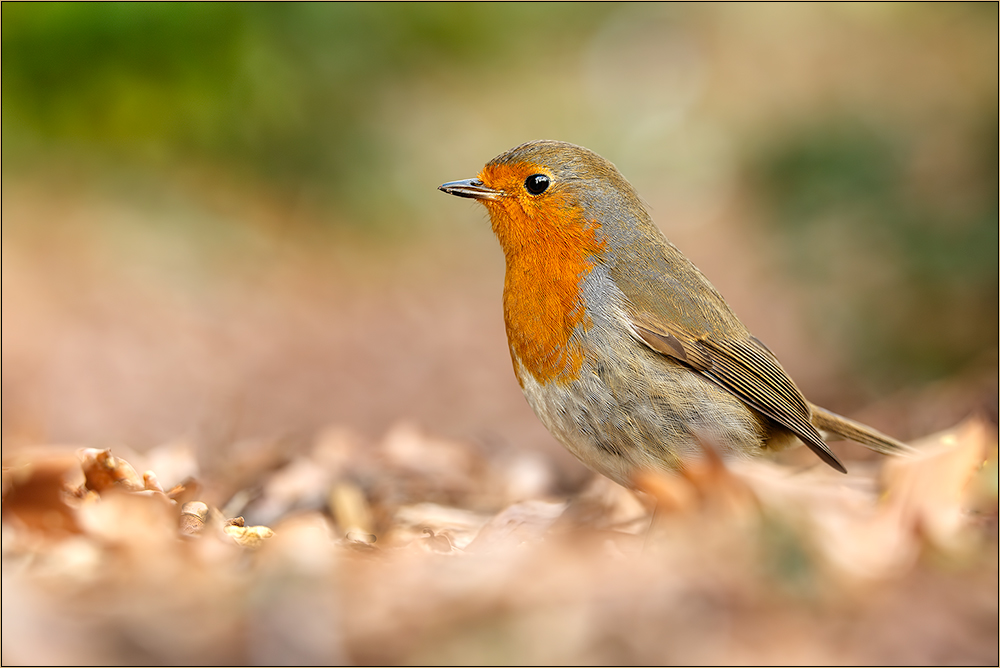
[439,140,910,486]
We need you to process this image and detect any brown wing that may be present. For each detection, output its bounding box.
[633,320,846,473]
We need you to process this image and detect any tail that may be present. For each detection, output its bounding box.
[810,404,917,456]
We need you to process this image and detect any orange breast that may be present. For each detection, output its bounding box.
[478,163,606,386]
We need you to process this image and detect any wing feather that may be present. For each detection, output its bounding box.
[632,319,846,473]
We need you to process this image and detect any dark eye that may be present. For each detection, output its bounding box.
[524,174,550,195]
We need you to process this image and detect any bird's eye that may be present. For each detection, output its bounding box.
[524,174,550,195]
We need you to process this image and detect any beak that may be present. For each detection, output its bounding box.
[438,178,502,201]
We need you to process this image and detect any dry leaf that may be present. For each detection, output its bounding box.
[78,448,143,494]
[224,523,275,549]
[880,418,994,553]
[179,501,211,536]
[329,480,375,539]
[1,452,82,536]
[465,500,567,553]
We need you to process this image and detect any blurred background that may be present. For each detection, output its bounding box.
[3,2,997,488]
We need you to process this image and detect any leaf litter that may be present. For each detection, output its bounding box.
[2,419,997,665]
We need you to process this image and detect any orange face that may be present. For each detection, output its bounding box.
[474,160,607,387]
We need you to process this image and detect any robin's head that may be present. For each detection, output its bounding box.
[439,140,650,260]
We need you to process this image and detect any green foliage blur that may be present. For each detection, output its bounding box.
[751,114,998,388]
[3,3,997,393]
[2,3,616,222]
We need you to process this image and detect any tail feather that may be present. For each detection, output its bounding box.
[809,404,916,457]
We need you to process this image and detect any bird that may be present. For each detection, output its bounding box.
[439,140,910,487]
